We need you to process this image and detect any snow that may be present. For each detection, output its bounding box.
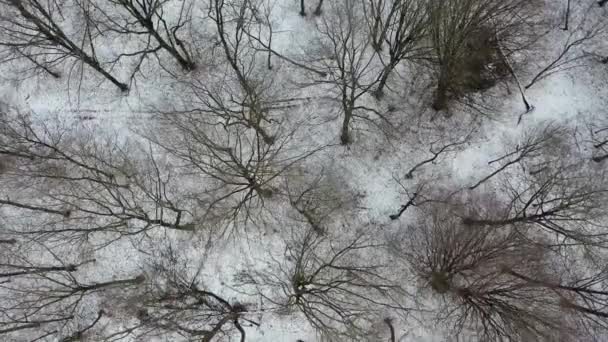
[0,0,607,341]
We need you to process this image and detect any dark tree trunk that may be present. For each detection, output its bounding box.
[563,0,571,30]
[370,15,382,52]
[389,193,418,220]
[384,318,396,342]
[592,154,608,163]
[85,58,129,92]
[432,77,449,111]
[340,108,352,145]
[375,60,398,98]
[313,0,323,16]
[144,22,196,71]
[300,0,306,16]
[375,73,390,99]
[201,316,232,342]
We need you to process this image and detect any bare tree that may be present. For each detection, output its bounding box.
[505,265,608,332]
[525,17,605,90]
[0,0,128,90]
[314,0,385,144]
[464,161,608,248]
[143,110,323,233]
[363,0,429,97]
[0,112,195,247]
[106,244,256,341]
[90,0,197,71]
[426,0,532,110]
[239,227,405,339]
[241,2,327,76]
[404,135,471,180]
[390,197,583,341]
[469,123,569,190]
[0,239,144,341]
[284,167,361,235]
[469,175,606,251]
[209,0,276,144]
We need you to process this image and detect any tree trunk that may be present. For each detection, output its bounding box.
[249,118,274,145]
[87,59,129,92]
[592,154,608,163]
[371,15,382,52]
[252,182,273,198]
[563,0,571,30]
[384,318,396,342]
[147,26,195,71]
[81,274,145,291]
[300,0,306,16]
[201,316,232,342]
[375,61,398,98]
[461,213,549,227]
[313,0,323,16]
[340,108,352,145]
[172,50,196,71]
[432,78,448,111]
[375,72,390,99]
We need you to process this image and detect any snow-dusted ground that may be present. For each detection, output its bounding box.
[0,0,607,341]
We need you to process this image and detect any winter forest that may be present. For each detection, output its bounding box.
[0,0,607,341]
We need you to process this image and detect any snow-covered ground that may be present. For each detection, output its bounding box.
[0,0,607,341]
